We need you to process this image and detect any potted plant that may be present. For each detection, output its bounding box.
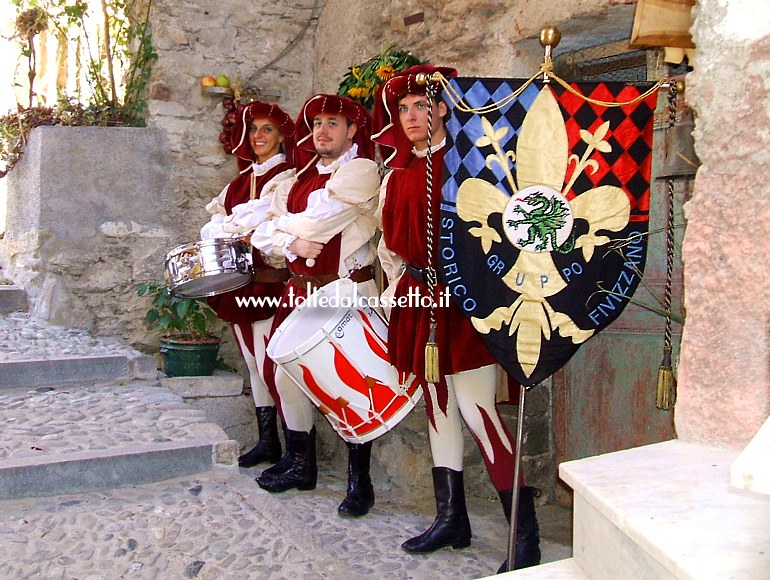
[136,280,221,377]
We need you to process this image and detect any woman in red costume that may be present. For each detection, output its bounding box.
[371,66,541,571]
[200,101,295,470]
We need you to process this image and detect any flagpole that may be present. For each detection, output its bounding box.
[504,384,529,572]
[503,28,560,573]
[539,25,561,83]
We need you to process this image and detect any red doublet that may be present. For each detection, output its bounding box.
[382,150,496,379]
[270,168,343,330]
[207,162,290,324]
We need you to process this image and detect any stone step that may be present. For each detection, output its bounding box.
[0,285,27,314]
[496,558,588,579]
[0,351,157,390]
[558,440,770,580]
[0,381,239,499]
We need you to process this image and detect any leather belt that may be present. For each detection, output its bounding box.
[405,263,437,286]
[291,266,374,292]
[252,267,291,283]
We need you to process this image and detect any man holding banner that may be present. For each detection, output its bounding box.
[372,65,541,570]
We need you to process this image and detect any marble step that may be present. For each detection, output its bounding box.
[496,558,588,579]
[0,381,238,499]
[559,440,770,580]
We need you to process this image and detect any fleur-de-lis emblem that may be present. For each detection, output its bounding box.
[455,87,631,378]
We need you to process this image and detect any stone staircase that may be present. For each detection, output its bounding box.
[500,439,770,580]
[0,306,239,500]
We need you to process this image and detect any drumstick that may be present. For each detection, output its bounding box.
[306,258,315,267]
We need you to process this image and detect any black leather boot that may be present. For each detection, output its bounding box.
[337,441,375,518]
[401,467,472,553]
[256,427,317,493]
[497,486,541,573]
[238,406,282,468]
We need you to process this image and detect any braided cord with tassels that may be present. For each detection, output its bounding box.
[657,82,679,411]
[424,82,440,384]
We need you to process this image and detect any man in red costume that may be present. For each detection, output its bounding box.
[372,66,541,571]
[201,101,295,470]
[252,95,381,517]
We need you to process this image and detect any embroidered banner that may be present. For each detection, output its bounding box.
[439,78,658,386]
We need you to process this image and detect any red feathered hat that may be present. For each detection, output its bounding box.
[371,64,458,169]
[295,94,374,174]
[230,100,296,167]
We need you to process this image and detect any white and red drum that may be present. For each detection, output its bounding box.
[267,278,421,443]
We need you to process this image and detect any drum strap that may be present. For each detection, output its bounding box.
[291,266,374,292]
[253,267,291,283]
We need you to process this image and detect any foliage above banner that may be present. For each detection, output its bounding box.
[337,45,425,110]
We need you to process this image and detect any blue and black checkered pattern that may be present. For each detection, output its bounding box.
[442,78,540,213]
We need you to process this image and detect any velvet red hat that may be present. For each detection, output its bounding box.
[295,94,374,174]
[230,101,296,167]
[371,64,458,169]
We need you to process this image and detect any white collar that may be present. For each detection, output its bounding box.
[251,153,286,176]
[413,137,446,158]
[317,143,359,174]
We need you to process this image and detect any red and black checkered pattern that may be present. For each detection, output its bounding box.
[552,82,656,222]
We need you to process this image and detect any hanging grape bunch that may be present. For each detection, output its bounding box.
[218,96,240,154]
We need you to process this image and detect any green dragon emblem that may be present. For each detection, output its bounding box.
[506,191,574,253]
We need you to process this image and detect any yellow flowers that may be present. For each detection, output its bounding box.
[376,65,396,80]
[337,44,424,109]
[347,82,376,99]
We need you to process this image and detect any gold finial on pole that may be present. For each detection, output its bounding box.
[539,25,561,83]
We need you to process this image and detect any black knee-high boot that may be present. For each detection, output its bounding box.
[238,406,282,468]
[401,467,472,553]
[337,441,375,518]
[497,486,541,573]
[256,427,317,492]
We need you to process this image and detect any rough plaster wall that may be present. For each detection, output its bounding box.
[677,1,770,448]
[147,0,320,243]
[314,0,637,93]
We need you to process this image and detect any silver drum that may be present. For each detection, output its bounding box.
[165,239,253,298]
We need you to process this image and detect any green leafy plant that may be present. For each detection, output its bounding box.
[136,280,220,341]
[337,44,425,110]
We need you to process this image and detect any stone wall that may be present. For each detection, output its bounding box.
[677,1,770,448]
[0,127,175,344]
[313,0,638,93]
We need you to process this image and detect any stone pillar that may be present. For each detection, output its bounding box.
[678,1,770,448]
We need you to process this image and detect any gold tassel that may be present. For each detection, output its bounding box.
[425,323,440,383]
[656,348,677,410]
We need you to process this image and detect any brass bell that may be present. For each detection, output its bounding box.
[658,106,701,179]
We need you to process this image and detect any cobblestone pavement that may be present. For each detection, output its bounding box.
[0,466,571,580]
[0,313,135,362]
[0,311,572,579]
[0,383,223,462]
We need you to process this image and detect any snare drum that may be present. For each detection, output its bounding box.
[165,238,253,298]
[267,278,421,443]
